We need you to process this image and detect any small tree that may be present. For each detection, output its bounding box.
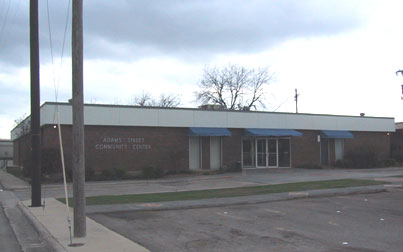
[195,64,274,110]
[13,114,31,138]
[130,91,181,108]
[131,91,153,106]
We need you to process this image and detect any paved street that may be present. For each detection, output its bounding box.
[90,190,403,252]
[0,184,55,252]
[0,185,21,252]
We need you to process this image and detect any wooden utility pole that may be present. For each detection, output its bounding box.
[30,0,41,207]
[72,0,86,237]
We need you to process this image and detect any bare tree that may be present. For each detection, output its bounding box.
[157,93,181,107]
[13,114,31,138]
[130,91,181,108]
[131,91,154,106]
[195,64,274,110]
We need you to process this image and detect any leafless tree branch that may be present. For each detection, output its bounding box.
[195,64,273,110]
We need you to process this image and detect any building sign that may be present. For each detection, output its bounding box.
[95,137,151,151]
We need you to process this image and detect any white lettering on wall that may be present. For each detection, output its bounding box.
[95,137,151,151]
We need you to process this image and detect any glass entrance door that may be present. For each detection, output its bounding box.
[278,139,291,167]
[250,138,291,168]
[256,139,267,167]
[268,139,278,167]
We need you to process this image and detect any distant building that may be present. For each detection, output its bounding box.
[391,122,403,162]
[12,102,395,175]
[0,139,13,169]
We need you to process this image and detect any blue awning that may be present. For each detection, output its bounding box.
[320,130,354,139]
[243,128,303,137]
[188,127,232,136]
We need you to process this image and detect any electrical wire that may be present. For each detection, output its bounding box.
[45,0,73,242]
[0,0,11,44]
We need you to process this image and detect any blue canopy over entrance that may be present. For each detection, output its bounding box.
[188,127,232,136]
[320,130,354,139]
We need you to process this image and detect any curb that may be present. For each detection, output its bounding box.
[17,202,67,252]
[87,185,388,214]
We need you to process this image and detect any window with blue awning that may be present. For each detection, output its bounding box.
[243,128,303,137]
[188,127,232,136]
[320,130,354,139]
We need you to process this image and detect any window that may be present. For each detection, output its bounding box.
[278,138,291,167]
[242,139,255,167]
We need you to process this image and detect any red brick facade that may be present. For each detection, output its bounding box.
[13,125,392,174]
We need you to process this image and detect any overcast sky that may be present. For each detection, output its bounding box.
[1,0,403,139]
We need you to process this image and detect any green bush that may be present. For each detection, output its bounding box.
[142,166,164,179]
[114,168,127,178]
[85,167,95,181]
[165,169,191,176]
[334,159,353,168]
[295,164,323,169]
[379,158,396,168]
[22,157,31,177]
[391,148,403,164]
[343,149,378,168]
[101,169,115,179]
[41,148,61,175]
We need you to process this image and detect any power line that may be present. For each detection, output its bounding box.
[0,0,11,44]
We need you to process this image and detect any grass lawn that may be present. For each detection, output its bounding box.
[58,179,387,206]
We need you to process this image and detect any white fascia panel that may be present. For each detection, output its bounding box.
[157,109,194,127]
[38,103,395,132]
[193,110,228,127]
[227,112,259,128]
[116,107,159,126]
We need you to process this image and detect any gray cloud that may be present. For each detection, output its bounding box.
[82,0,364,60]
[0,0,365,66]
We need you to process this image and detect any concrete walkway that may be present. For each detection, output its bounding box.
[20,199,149,252]
[10,167,403,201]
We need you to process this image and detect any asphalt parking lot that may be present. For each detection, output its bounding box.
[90,190,403,252]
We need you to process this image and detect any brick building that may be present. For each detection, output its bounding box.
[12,102,395,174]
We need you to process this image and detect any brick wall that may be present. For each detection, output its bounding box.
[223,129,242,170]
[291,130,321,167]
[391,129,403,150]
[39,125,189,174]
[344,131,391,160]
[13,125,392,173]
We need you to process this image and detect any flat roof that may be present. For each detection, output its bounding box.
[11,102,396,140]
[396,122,403,130]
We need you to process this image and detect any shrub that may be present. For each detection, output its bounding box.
[85,167,95,181]
[334,159,353,168]
[344,149,378,168]
[101,169,115,180]
[295,164,323,169]
[142,165,164,179]
[114,167,127,178]
[379,158,396,168]
[41,148,61,176]
[391,148,403,164]
[22,157,31,177]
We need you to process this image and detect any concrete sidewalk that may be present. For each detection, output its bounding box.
[20,199,149,252]
[0,169,29,190]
